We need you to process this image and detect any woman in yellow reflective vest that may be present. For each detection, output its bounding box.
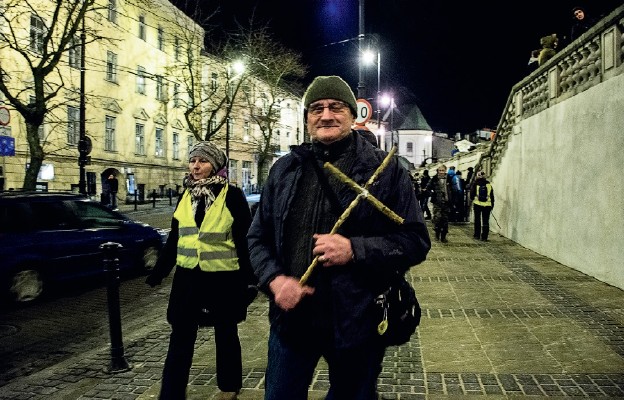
[146,141,257,400]
[469,171,495,241]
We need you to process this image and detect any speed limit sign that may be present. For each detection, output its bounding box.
[355,99,372,126]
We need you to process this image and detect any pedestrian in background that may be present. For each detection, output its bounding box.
[470,171,495,241]
[247,75,430,400]
[426,165,452,242]
[146,141,257,400]
[419,169,432,220]
[527,49,540,73]
[107,174,119,210]
[570,6,596,41]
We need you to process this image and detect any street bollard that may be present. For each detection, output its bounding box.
[152,189,157,208]
[100,242,131,373]
[134,190,138,211]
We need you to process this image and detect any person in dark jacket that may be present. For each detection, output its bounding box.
[247,75,431,400]
[570,6,596,41]
[470,171,495,241]
[146,141,257,400]
[419,169,432,220]
[106,174,119,210]
[425,165,452,242]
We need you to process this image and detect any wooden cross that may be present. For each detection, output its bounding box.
[299,146,404,285]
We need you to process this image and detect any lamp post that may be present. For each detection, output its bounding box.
[362,48,381,147]
[225,60,245,178]
[78,8,87,195]
[357,0,366,98]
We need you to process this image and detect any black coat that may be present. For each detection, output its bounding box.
[247,132,431,348]
[148,184,256,326]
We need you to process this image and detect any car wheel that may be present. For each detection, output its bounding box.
[142,245,159,271]
[9,269,44,302]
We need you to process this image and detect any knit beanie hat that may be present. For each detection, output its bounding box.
[188,141,227,172]
[303,76,357,116]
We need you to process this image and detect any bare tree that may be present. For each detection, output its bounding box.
[229,23,306,186]
[0,0,112,190]
[167,1,251,142]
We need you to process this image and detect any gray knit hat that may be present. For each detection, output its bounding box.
[303,76,357,116]
[189,141,227,172]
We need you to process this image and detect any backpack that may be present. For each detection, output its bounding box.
[477,184,488,202]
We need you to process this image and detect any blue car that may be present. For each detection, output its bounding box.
[0,191,163,303]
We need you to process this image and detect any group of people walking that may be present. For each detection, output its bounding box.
[145,75,431,400]
[415,165,495,243]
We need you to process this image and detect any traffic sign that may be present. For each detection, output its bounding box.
[0,106,10,126]
[355,99,372,126]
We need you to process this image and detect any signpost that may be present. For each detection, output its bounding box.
[355,98,372,126]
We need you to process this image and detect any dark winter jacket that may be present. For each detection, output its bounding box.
[247,132,431,349]
[146,183,256,327]
[425,174,452,207]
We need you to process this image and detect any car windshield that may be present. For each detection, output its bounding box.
[68,201,124,228]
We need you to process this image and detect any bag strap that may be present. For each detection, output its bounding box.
[310,159,345,215]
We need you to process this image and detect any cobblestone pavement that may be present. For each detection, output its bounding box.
[1,218,623,399]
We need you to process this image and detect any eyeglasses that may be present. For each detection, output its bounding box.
[308,101,349,116]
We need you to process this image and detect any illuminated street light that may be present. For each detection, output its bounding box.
[226,59,246,169]
[362,48,381,147]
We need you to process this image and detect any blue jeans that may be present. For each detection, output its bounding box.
[264,328,385,400]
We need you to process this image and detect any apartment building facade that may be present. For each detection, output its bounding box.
[0,0,303,199]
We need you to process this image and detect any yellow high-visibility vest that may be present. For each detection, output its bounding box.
[473,183,493,207]
[174,185,239,272]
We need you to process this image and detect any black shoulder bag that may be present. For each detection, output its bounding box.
[375,273,421,346]
[310,156,421,346]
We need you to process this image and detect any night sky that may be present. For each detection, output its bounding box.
[173,0,623,134]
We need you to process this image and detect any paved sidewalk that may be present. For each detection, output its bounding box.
[1,222,623,399]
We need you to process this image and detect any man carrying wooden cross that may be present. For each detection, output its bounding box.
[248,75,431,400]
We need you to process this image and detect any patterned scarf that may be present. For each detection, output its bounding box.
[185,175,228,214]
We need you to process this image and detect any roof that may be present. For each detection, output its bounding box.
[387,103,432,131]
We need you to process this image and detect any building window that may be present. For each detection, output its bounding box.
[209,118,216,135]
[173,83,180,107]
[156,75,165,101]
[157,26,164,51]
[136,66,146,94]
[67,106,79,145]
[227,118,234,137]
[138,15,146,41]
[243,120,250,139]
[406,141,413,155]
[229,160,238,182]
[68,36,81,69]
[30,14,45,54]
[106,51,117,82]
[135,123,145,155]
[172,132,180,160]
[155,127,165,157]
[211,73,218,91]
[105,115,116,151]
[174,37,180,61]
[187,135,193,156]
[107,0,117,23]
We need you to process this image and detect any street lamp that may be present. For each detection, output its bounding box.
[362,48,381,144]
[225,60,246,176]
[78,6,87,195]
